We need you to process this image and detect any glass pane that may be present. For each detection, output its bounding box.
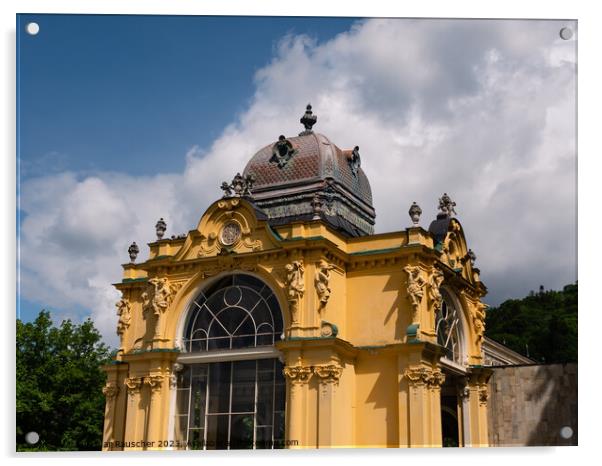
[256,333,274,346]
[256,382,274,426]
[175,415,188,445]
[231,360,256,413]
[230,414,254,449]
[176,389,189,416]
[208,336,231,350]
[273,411,285,447]
[208,362,231,414]
[255,426,273,449]
[218,307,248,334]
[205,415,229,450]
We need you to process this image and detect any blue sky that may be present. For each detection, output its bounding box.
[16,15,576,346]
[17,14,355,323]
[18,14,355,179]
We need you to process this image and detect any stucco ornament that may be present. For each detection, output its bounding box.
[221,172,255,198]
[124,377,143,397]
[140,277,183,342]
[472,301,487,347]
[425,369,446,389]
[115,297,131,346]
[219,221,242,247]
[438,192,457,217]
[314,364,343,386]
[408,202,422,226]
[348,146,361,177]
[144,375,165,394]
[404,265,426,320]
[283,364,313,385]
[299,103,317,135]
[403,367,431,386]
[315,260,335,309]
[284,260,305,324]
[427,267,445,311]
[102,382,119,399]
[271,135,298,168]
[478,384,489,406]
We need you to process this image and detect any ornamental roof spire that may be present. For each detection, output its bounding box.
[299,103,317,136]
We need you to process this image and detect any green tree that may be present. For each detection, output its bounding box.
[485,282,577,364]
[16,310,112,451]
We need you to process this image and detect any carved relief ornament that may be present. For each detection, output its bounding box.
[115,297,131,342]
[314,260,335,309]
[314,364,343,385]
[124,377,143,396]
[478,384,489,406]
[144,375,165,393]
[283,365,313,385]
[404,265,426,321]
[102,382,119,399]
[403,367,445,389]
[427,267,445,311]
[284,260,305,324]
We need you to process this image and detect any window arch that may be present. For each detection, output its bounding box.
[175,274,286,450]
[183,274,284,353]
[435,289,464,365]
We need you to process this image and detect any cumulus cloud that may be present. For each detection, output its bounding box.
[18,18,577,345]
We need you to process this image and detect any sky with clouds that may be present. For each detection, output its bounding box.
[17,16,577,347]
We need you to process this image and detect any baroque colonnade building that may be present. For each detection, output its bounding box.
[103,105,500,449]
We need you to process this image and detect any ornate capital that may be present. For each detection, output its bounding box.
[425,369,446,389]
[124,377,143,395]
[102,382,120,399]
[283,365,313,385]
[314,364,343,385]
[144,375,165,393]
[403,367,430,386]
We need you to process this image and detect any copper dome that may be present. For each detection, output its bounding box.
[241,106,375,237]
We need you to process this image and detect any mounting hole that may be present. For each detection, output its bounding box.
[25,22,40,36]
[25,431,40,445]
[560,426,573,439]
[559,27,573,40]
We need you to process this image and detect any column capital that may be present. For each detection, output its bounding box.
[144,374,165,393]
[283,365,313,385]
[314,364,343,385]
[124,376,143,395]
[102,382,120,399]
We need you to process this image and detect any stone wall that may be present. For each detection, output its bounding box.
[487,363,577,446]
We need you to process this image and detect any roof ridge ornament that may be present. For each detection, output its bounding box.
[438,192,457,218]
[348,146,361,177]
[221,172,255,198]
[299,103,317,136]
[271,135,297,168]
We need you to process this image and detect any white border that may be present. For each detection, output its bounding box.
[4,2,597,466]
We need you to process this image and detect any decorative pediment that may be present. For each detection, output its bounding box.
[171,198,280,261]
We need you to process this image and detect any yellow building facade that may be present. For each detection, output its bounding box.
[102,106,493,450]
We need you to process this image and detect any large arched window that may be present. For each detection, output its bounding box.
[435,289,463,365]
[174,274,285,450]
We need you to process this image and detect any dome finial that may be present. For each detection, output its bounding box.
[299,103,317,136]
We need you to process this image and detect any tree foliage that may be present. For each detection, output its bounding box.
[485,282,577,364]
[16,310,112,451]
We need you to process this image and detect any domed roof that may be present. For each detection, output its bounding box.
[241,105,376,237]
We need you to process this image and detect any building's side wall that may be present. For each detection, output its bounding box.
[487,363,577,446]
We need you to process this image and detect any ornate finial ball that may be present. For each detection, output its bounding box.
[155,217,167,240]
[128,242,140,263]
[299,103,318,135]
[408,201,422,226]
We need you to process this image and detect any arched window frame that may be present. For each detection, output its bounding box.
[435,287,468,368]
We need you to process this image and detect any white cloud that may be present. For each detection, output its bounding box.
[18,18,577,345]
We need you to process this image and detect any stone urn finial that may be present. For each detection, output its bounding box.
[155,217,167,240]
[409,202,422,226]
[311,193,323,220]
[299,103,317,135]
[128,242,140,263]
